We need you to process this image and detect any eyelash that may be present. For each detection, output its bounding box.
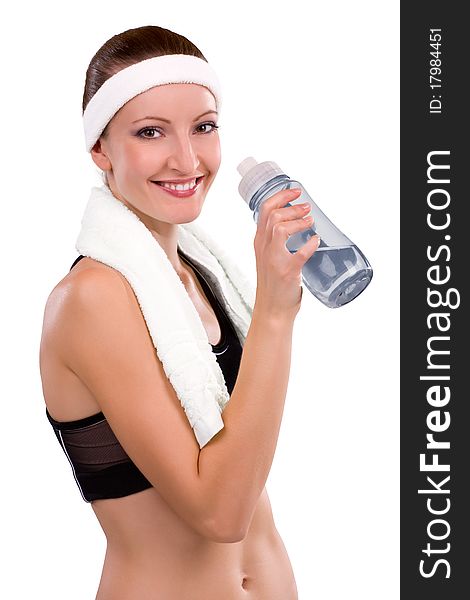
[138,121,220,139]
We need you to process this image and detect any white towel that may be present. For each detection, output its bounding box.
[75,184,256,448]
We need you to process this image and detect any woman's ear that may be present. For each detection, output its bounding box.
[90,138,112,172]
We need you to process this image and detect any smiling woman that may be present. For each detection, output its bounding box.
[91,80,222,221]
[40,24,303,600]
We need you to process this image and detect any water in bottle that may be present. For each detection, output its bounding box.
[237,157,373,308]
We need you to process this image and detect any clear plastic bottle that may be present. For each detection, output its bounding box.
[237,157,373,309]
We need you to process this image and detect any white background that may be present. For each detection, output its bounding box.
[1,1,399,598]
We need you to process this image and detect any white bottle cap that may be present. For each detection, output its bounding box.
[237,156,258,177]
[236,157,285,205]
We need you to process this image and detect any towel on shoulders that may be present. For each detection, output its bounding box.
[75,184,256,448]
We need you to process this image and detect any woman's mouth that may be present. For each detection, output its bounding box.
[151,176,204,198]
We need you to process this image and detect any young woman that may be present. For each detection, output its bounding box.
[40,25,320,599]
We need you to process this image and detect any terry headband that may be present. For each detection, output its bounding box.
[82,54,223,153]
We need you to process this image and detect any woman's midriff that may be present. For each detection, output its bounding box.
[92,485,298,600]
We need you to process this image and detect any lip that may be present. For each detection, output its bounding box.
[151,176,204,198]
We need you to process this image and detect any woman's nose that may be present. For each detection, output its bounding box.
[166,134,200,173]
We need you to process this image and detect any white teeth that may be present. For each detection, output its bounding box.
[159,178,198,191]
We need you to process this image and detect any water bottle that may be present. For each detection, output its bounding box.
[237,157,373,309]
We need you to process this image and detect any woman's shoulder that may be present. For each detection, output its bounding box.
[49,256,131,308]
[41,257,136,363]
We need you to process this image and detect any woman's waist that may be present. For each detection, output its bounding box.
[94,487,295,600]
[103,510,282,570]
[100,525,294,600]
[92,485,279,559]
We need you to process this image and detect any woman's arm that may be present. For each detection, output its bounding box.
[197,305,295,542]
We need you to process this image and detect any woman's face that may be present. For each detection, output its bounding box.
[92,83,221,226]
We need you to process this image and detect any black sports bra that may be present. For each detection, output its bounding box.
[46,250,243,503]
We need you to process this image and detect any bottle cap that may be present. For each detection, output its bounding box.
[236,157,285,205]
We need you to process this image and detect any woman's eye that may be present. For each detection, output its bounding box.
[197,122,220,134]
[139,127,162,139]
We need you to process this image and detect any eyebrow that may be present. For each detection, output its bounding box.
[132,110,218,124]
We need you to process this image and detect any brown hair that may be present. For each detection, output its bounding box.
[82,25,208,184]
[83,25,207,114]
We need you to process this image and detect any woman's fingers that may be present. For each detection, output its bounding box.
[256,188,303,232]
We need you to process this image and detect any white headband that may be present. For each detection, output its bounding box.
[82,54,222,152]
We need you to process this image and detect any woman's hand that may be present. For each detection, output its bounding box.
[253,188,320,320]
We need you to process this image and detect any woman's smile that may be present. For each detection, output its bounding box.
[151,175,204,198]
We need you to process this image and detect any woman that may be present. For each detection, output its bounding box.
[40,25,320,599]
